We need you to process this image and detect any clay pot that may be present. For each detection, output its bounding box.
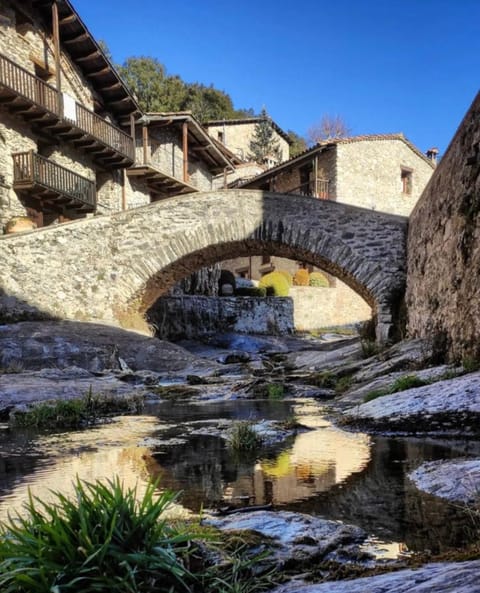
[4,216,37,234]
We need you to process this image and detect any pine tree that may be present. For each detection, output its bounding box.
[248,109,282,165]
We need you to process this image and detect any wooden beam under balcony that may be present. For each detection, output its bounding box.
[127,163,198,198]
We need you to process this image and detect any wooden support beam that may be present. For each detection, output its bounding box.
[142,123,149,165]
[182,121,189,182]
[63,32,89,45]
[59,14,77,25]
[76,50,101,63]
[52,1,62,113]
[97,81,122,92]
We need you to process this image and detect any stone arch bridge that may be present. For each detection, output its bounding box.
[0,190,408,341]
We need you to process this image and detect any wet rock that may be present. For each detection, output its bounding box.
[340,364,458,406]
[269,560,480,592]
[341,371,480,435]
[353,338,433,383]
[409,458,480,504]
[204,510,367,566]
[0,321,216,373]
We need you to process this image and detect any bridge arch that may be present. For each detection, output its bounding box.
[0,190,407,341]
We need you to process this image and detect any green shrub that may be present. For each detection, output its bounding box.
[309,271,329,287]
[0,478,275,593]
[462,357,480,373]
[277,269,293,287]
[293,268,310,286]
[258,271,290,297]
[235,286,267,297]
[0,478,194,592]
[306,370,338,388]
[228,421,263,451]
[363,389,389,403]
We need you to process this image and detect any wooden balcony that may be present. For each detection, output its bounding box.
[127,163,199,199]
[0,53,134,168]
[286,179,330,200]
[13,151,96,212]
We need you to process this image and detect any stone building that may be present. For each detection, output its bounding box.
[239,133,436,216]
[205,116,291,170]
[0,0,140,232]
[126,112,237,202]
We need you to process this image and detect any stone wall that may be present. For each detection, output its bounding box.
[336,139,434,216]
[406,92,480,361]
[148,296,294,340]
[291,284,371,330]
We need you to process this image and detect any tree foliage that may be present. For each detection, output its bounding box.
[287,129,307,157]
[248,108,282,164]
[118,56,253,121]
[306,114,352,145]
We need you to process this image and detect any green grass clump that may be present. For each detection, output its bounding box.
[0,478,193,592]
[235,286,267,297]
[228,421,263,451]
[10,388,144,429]
[267,383,284,400]
[462,357,480,373]
[0,478,275,593]
[360,339,381,358]
[363,374,431,403]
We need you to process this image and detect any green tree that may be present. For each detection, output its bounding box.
[248,108,282,164]
[118,56,168,112]
[287,129,307,157]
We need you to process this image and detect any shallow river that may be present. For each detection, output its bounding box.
[0,397,478,557]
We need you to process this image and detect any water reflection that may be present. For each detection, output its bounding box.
[0,399,478,556]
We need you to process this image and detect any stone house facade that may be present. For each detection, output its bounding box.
[205,116,291,167]
[240,134,436,216]
[0,0,140,232]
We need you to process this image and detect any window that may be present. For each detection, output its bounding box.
[261,255,271,265]
[401,168,413,195]
[217,131,224,143]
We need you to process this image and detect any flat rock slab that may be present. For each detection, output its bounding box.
[343,371,480,434]
[205,510,366,565]
[409,458,480,503]
[0,321,216,373]
[270,560,480,593]
[0,367,146,408]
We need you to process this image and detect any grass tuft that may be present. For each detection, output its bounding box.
[228,421,263,451]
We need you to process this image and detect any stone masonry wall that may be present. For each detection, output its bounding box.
[336,139,434,216]
[406,92,480,361]
[0,190,407,341]
[149,296,294,340]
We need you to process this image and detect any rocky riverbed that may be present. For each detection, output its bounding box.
[1,320,480,592]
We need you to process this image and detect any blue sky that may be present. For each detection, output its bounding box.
[73,0,479,156]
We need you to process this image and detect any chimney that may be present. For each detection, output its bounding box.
[426,147,439,165]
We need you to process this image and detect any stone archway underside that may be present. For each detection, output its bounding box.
[0,190,408,341]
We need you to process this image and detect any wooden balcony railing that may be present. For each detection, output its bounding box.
[0,53,134,166]
[287,179,330,200]
[13,151,96,211]
[0,53,59,114]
